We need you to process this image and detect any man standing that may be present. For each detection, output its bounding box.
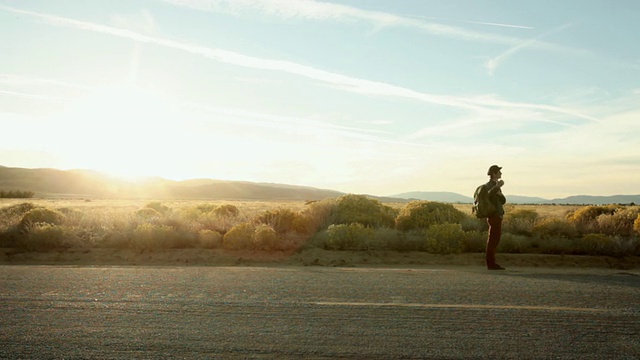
[486,165,506,270]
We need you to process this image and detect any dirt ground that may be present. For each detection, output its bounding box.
[1,247,639,272]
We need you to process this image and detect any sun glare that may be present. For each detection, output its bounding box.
[56,83,183,179]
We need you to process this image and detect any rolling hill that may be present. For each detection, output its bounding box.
[0,166,343,200]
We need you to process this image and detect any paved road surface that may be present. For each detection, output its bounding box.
[1,265,639,359]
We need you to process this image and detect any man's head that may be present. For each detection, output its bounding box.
[487,165,502,178]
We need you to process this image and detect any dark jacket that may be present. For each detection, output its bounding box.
[486,180,506,218]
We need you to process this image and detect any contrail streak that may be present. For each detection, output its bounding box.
[0,5,598,123]
[400,14,533,30]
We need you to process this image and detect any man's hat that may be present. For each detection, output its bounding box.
[487,165,502,175]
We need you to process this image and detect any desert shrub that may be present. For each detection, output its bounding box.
[178,207,204,221]
[1,203,38,236]
[503,209,538,236]
[497,233,531,254]
[300,199,337,232]
[253,224,281,251]
[196,204,218,213]
[1,202,37,218]
[574,234,639,257]
[576,234,614,255]
[19,208,65,231]
[324,223,376,251]
[635,214,640,236]
[380,231,424,252]
[395,201,466,231]
[18,224,80,252]
[371,227,403,251]
[195,207,249,234]
[198,229,223,248]
[566,205,616,234]
[311,226,403,252]
[596,207,640,237]
[460,216,487,232]
[135,207,162,219]
[532,217,578,239]
[222,222,255,250]
[332,194,396,228]
[213,204,240,217]
[423,223,465,254]
[144,201,170,214]
[256,208,308,234]
[131,223,191,249]
[462,230,487,253]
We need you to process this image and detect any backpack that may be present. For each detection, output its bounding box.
[472,184,496,218]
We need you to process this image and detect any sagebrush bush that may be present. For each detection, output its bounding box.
[300,199,337,232]
[596,207,640,237]
[566,205,616,234]
[253,224,280,251]
[145,202,170,214]
[534,236,576,255]
[196,204,218,213]
[195,212,232,234]
[19,208,65,231]
[532,217,578,239]
[1,203,38,236]
[256,208,308,234]
[333,195,396,228]
[635,214,640,235]
[135,207,162,219]
[395,201,465,231]
[222,222,255,250]
[18,224,80,252]
[462,230,487,253]
[497,233,531,254]
[423,223,465,254]
[574,234,640,257]
[577,234,613,255]
[1,202,37,218]
[503,209,538,236]
[460,216,487,232]
[324,223,376,251]
[370,227,403,251]
[213,204,240,217]
[198,229,223,248]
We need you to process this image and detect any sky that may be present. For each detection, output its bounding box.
[1,0,639,199]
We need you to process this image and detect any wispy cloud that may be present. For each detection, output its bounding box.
[485,23,574,75]
[162,0,584,54]
[0,5,597,125]
[109,9,159,35]
[185,102,392,141]
[399,14,534,30]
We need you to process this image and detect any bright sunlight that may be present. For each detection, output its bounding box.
[55,83,183,179]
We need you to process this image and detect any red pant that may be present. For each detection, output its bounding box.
[486,216,502,267]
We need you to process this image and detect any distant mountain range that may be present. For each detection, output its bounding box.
[1,166,638,205]
[390,192,640,205]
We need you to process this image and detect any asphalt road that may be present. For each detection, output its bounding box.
[1,265,639,359]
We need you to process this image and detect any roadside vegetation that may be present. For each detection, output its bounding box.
[0,190,34,199]
[1,195,639,257]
